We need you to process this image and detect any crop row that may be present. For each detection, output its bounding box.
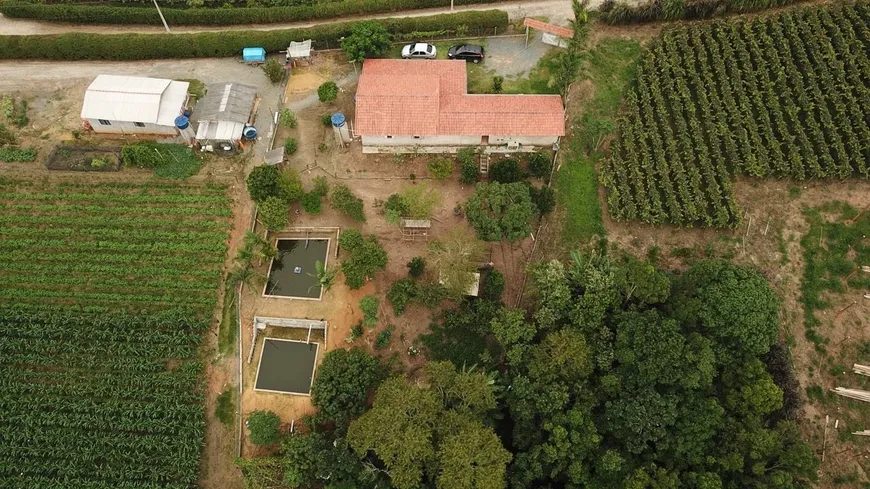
[601,3,870,227]
[3,202,232,218]
[0,190,230,205]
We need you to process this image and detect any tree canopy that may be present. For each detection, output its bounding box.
[465,182,538,242]
[341,21,392,63]
[338,229,387,289]
[311,347,385,426]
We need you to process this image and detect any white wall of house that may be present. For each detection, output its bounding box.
[361,134,559,154]
[87,119,178,136]
[490,135,559,146]
[361,135,480,147]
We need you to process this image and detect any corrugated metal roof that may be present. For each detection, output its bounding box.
[194,82,257,124]
[196,120,245,141]
[354,59,565,138]
[80,75,188,125]
[523,18,575,39]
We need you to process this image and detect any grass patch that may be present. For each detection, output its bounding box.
[218,280,238,355]
[800,202,870,348]
[557,38,641,244]
[215,388,235,428]
[122,141,202,179]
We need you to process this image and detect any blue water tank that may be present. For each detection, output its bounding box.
[331,112,346,128]
[243,126,258,139]
[174,115,190,130]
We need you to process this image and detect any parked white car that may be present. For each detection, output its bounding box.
[401,43,437,59]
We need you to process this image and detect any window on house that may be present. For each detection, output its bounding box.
[98,119,111,126]
[134,122,146,127]
[413,136,421,139]
[386,135,393,139]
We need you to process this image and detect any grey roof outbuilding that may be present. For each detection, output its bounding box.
[195,82,257,123]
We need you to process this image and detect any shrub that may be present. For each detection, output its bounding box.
[428,157,454,180]
[309,176,329,197]
[360,295,380,328]
[90,158,107,169]
[0,123,16,146]
[387,278,417,315]
[276,167,303,202]
[262,58,285,83]
[284,137,298,155]
[529,185,556,215]
[247,410,281,446]
[527,152,552,179]
[320,113,334,127]
[491,75,504,94]
[374,325,394,350]
[341,20,392,62]
[0,146,36,162]
[479,267,504,300]
[338,229,388,289]
[246,164,280,203]
[0,10,509,61]
[301,191,323,214]
[318,81,338,103]
[401,183,441,218]
[330,184,365,222]
[414,282,447,308]
[489,158,523,183]
[258,196,289,231]
[383,193,409,225]
[278,108,297,128]
[407,257,426,279]
[215,389,234,427]
[458,147,478,185]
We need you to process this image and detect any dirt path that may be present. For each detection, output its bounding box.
[0,0,579,35]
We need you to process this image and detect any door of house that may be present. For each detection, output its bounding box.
[481,135,489,145]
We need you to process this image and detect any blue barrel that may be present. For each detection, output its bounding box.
[243,126,258,139]
[174,115,190,130]
[183,110,191,117]
[331,112,346,128]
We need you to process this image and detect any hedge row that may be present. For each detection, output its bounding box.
[0,0,503,25]
[0,10,508,60]
[598,0,803,23]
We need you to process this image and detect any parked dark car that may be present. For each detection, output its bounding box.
[447,44,485,63]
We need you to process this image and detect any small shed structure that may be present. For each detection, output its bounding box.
[523,18,574,48]
[285,40,312,65]
[81,75,189,135]
[400,219,431,240]
[193,82,258,149]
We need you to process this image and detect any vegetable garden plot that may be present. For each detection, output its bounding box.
[0,180,231,489]
[264,238,330,300]
[600,3,870,228]
[254,338,320,395]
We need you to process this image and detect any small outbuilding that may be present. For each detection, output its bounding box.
[81,75,190,135]
[193,82,258,150]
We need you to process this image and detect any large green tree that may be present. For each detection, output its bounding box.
[341,21,392,63]
[311,347,385,426]
[465,182,538,242]
[347,364,511,489]
[338,229,387,289]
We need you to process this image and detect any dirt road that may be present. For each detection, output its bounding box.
[0,0,579,35]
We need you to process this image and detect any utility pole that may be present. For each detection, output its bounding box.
[153,0,171,33]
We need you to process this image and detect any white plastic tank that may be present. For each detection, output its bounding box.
[331,112,352,143]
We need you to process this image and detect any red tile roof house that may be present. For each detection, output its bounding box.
[353,59,565,154]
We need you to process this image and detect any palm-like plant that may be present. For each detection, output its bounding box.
[308,260,339,293]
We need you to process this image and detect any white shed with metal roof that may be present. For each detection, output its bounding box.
[81,75,190,135]
[192,82,258,149]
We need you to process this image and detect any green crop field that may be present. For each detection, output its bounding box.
[600,3,870,228]
[0,179,231,488]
